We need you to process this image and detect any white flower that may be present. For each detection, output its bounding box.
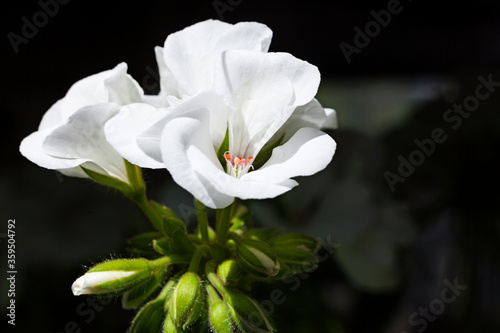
[19,63,144,183]
[103,21,337,209]
[158,50,336,209]
[71,271,137,295]
[152,19,273,106]
[105,19,273,166]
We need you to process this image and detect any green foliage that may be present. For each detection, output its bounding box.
[75,191,325,332]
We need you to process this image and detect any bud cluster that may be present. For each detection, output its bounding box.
[71,202,321,332]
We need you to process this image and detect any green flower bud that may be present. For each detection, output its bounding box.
[225,289,276,333]
[274,246,318,275]
[130,277,179,333]
[164,315,183,333]
[169,272,204,329]
[269,233,320,254]
[205,263,236,333]
[236,238,280,277]
[129,298,165,333]
[71,256,189,297]
[210,300,233,333]
[71,258,153,296]
[270,233,320,276]
[217,259,241,286]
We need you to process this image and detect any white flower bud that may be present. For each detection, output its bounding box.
[72,271,138,295]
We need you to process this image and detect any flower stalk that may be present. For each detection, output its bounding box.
[188,244,209,273]
[215,202,235,245]
[133,192,164,233]
[196,199,210,243]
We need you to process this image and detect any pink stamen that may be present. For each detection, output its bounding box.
[223,152,254,177]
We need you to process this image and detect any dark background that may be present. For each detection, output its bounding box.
[2,0,500,332]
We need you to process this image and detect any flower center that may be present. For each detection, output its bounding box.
[223,152,254,178]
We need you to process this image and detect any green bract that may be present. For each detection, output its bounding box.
[122,268,166,309]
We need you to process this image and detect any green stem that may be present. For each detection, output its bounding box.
[134,191,163,232]
[188,244,208,273]
[205,283,222,304]
[205,261,227,296]
[215,203,234,245]
[195,199,210,243]
[150,254,191,269]
[123,160,164,232]
[124,159,145,192]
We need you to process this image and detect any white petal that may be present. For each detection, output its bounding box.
[270,99,328,143]
[213,21,272,53]
[162,108,299,208]
[140,91,227,160]
[20,127,96,178]
[20,128,73,172]
[161,108,234,209]
[38,99,65,130]
[142,93,166,108]
[105,103,168,169]
[58,163,93,178]
[72,271,136,295]
[215,51,321,158]
[38,63,135,131]
[323,108,338,129]
[243,127,336,184]
[155,46,182,103]
[194,155,299,203]
[57,63,128,122]
[104,64,144,105]
[41,103,128,182]
[161,19,272,97]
